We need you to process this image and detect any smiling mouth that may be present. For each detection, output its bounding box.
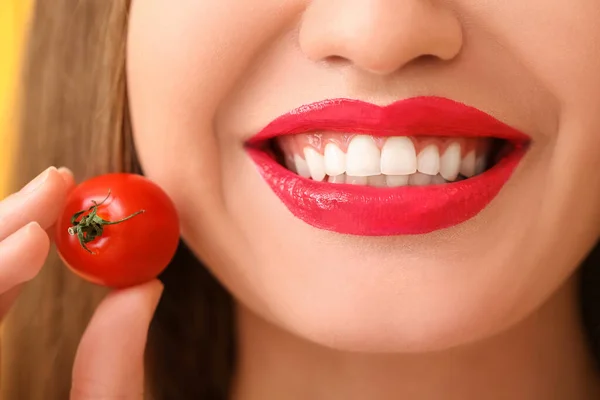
[265,134,508,187]
[246,97,530,236]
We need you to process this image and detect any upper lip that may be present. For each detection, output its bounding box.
[248,96,531,144]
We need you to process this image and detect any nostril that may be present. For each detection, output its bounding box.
[322,55,351,67]
[402,54,446,70]
[415,54,440,64]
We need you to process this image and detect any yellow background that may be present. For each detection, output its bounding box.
[0,0,32,197]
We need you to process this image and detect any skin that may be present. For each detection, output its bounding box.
[2,0,600,398]
[127,0,600,352]
[125,0,600,398]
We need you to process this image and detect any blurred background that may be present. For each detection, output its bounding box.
[0,0,32,198]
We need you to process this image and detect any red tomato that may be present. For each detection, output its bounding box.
[55,173,180,288]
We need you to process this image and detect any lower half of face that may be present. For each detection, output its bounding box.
[127,0,600,352]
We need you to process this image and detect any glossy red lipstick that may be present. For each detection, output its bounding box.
[247,97,529,236]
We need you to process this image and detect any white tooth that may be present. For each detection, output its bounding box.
[346,135,381,177]
[431,174,447,185]
[294,154,311,178]
[439,142,461,181]
[380,137,417,175]
[417,145,440,175]
[460,151,476,177]
[409,172,433,186]
[303,147,326,181]
[328,174,346,184]
[324,143,346,176]
[368,175,387,187]
[386,175,409,187]
[475,155,487,175]
[346,176,368,185]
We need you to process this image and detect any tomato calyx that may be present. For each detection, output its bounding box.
[67,189,145,254]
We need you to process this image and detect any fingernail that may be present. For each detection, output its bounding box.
[57,166,74,185]
[21,167,55,194]
[57,166,73,177]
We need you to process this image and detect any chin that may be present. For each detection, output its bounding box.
[245,252,530,354]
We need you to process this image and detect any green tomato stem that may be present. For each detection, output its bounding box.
[68,189,145,254]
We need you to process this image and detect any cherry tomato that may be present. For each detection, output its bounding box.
[55,173,180,288]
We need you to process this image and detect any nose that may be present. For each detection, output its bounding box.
[299,0,463,75]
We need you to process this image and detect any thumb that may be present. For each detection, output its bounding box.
[70,280,163,400]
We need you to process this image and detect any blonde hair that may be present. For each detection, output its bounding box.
[2,1,234,398]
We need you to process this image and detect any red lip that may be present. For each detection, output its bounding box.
[247,97,529,236]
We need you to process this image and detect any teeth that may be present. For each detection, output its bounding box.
[409,172,433,186]
[431,174,447,185]
[380,137,417,175]
[346,176,368,185]
[386,175,409,187]
[294,154,311,178]
[303,147,326,181]
[346,135,381,177]
[327,172,453,186]
[475,155,487,175]
[328,174,346,184]
[417,145,440,175]
[324,143,346,176]
[439,142,461,181]
[368,175,388,187]
[460,151,476,177]
[285,136,490,185]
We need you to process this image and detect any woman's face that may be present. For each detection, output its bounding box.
[127,0,600,351]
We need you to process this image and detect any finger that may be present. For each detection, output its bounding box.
[58,166,76,191]
[47,167,76,241]
[0,222,49,294]
[0,167,70,240]
[71,280,163,400]
[57,167,75,194]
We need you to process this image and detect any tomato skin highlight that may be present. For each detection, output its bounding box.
[55,173,180,288]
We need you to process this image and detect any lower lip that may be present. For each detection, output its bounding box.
[247,147,526,236]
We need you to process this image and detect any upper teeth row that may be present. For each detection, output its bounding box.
[287,135,484,182]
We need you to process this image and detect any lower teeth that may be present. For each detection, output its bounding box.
[322,172,466,187]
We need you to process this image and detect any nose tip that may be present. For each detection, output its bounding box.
[299,0,463,75]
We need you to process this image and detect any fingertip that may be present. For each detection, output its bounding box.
[25,221,50,248]
[71,280,164,399]
[121,279,164,314]
[138,279,164,314]
[102,279,164,322]
[25,220,43,233]
[57,166,76,191]
[11,221,50,253]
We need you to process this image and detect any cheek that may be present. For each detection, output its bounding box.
[126,2,238,291]
[127,1,228,207]
[125,0,317,316]
[463,0,600,95]
[463,0,600,173]
[125,0,291,255]
[480,0,600,258]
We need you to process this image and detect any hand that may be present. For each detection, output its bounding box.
[0,167,163,399]
[0,166,74,317]
[70,280,163,400]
